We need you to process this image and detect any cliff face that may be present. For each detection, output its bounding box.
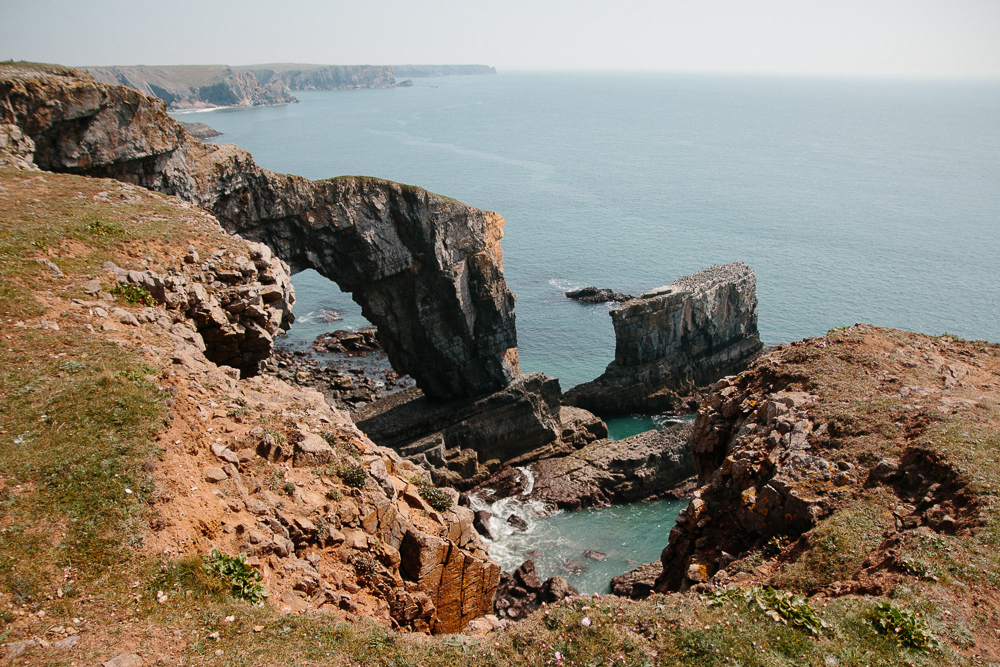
[564,263,763,414]
[252,64,396,90]
[394,65,497,78]
[83,65,297,110]
[0,167,500,633]
[1,64,519,399]
[652,325,997,595]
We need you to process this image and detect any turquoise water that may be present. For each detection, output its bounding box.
[175,73,1000,391]
[174,74,1000,586]
[468,474,684,594]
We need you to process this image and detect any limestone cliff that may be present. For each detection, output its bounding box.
[250,64,396,91]
[652,325,996,594]
[83,65,297,110]
[0,63,519,399]
[0,165,500,635]
[564,263,763,414]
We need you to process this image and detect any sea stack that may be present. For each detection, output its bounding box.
[564,262,763,414]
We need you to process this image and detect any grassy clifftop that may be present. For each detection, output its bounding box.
[3,166,999,665]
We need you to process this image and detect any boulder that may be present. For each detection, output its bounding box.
[481,422,696,511]
[355,372,563,464]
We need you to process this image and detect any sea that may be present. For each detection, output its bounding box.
[173,72,1000,592]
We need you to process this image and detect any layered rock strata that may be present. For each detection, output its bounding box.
[354,373,577,487]
[83,65,296,110]
[564,263,762,414]
[475,422,696,511]
[1,64,519,397]
[653,326,992,594]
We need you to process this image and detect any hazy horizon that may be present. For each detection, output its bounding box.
[3,0,998,80]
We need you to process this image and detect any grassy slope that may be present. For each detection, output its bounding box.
[0,166,997,665]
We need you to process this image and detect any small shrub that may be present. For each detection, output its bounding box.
[340,463,367,489]
[262,427,287,447]
[871,601,938,650]
[352,553,379,578]
[262,466,285,491]
[711,586,829,636]
[226,407,250,421]
[418,479,452,513]
[111,283,153,305]
[282,481,296,496]
[203,549,267,604]
[85,219,126,238]
[325,488,343,502]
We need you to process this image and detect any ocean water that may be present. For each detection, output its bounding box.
[174,73,1000,589]
[176,72,1000,390]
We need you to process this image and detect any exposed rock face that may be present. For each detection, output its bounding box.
[82,65,297,110]
[564,263,763,414]
[1,65,519,399]
[354,373,563,483]
[609,561,662,599]
[3,166,500,633]
[101,238,294,375]
[653,326,992,594]
[0,123,36,170]
[493,560,578,620]
[477,422,696,511]
[252,65,396,91]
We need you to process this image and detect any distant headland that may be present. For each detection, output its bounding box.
[81,62,497,111]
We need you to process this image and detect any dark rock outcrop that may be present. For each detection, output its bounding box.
[354,373,562,478]
[477,422,696,511]
[178,121,220,139]
[82,65,296,110]
[1,65,519,396]
[610,561,662,599]
[493,560,578,620]
[564,263,763,414]
[565,286,633,303]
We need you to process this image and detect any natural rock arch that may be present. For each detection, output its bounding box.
[1,65,519,400]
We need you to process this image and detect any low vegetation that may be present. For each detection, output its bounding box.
[0,166,997,664]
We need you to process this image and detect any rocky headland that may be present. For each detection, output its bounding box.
[1,62,520,400]
[4,61,1000,664]
[77,63,496,111]
[82,65,298,110]
[565,263,763,414]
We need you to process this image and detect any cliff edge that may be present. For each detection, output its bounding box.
[1,62,519,401]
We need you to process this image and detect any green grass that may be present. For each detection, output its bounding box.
[773,492,895,592]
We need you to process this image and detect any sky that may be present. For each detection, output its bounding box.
[2,0,999,78]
